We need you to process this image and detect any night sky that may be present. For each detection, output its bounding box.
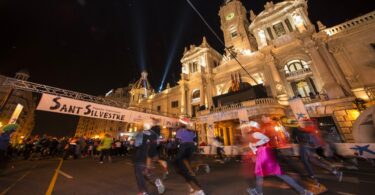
[0,0,374,137]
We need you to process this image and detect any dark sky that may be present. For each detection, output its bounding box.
[0,0,374,137]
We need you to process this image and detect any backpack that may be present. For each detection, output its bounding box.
[134,130,156,147]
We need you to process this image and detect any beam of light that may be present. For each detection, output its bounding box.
[130,1,147,71]
[158,7,190,92]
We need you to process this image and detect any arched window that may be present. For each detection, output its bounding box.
[284,60,309,74]
[192,90,200,99]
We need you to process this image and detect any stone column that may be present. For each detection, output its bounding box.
[179,79,188,116]
[200,78,206,108]
[206,74,215,109]
[315,36,352,95]
[265,54,288,104]
[263,65,276,97]
[305,40,346,99]
[279,70,294,98]
[328,43,363,89]
[187,88,192,117]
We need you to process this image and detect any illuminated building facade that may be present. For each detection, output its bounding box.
[0,70,36,143]
[134,0,375,144]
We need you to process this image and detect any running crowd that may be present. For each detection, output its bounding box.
[0,115,371,195]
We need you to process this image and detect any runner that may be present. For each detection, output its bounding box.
[292,119,343,182]
[242,121,313,195]
[98,134,113,164]
[175,118,205,195]
[134,121,165,195]
[0,124,19,174]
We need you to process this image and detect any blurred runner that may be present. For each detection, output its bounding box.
[175,118,205,195]
[134,121,165,195]
[242,121,313,195]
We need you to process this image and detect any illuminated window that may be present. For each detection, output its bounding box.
[293,14,306,32]
[273,22,286,37]
[284,60,309,74]
[296,81,311,97]
[258,30,267,48]
[192,90,200,99]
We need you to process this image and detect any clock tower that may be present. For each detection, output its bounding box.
[219,0,256,53]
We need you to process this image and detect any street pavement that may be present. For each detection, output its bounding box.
[1,156,375,195]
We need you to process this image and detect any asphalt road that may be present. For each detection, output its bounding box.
[1,156,375,195]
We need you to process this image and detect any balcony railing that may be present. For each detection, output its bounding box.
[199,98,278,115]
[365,85,375,101]
[285,67,312,78]
[323,11,375,36]
[300,94,329,104]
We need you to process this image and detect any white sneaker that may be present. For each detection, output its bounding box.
[205,165,210,173]
[155,178,165,194]
[246,188,262,195]
[193,190,205,195]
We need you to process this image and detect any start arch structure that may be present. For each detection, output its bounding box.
[1,77,179,127]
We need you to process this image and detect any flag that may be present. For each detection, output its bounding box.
[235,73,240,91]
[231,74,235,91]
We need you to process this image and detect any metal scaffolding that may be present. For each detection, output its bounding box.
[1,77,178,118]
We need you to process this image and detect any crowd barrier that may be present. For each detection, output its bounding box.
[198,143,375,159]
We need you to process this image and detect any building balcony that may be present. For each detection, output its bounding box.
[196,98,285,123]
[300,94,329,104]
[285,67,312,80]
[365,85,375,101]
[198,98,279,115]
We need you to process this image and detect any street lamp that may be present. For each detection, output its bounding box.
[0,122,3,128]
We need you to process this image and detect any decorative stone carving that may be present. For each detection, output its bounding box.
[317,21,326,31]
[264,2,274,11]
[328,44,343,54]
[250,10,256,21]
[275,82,284,93]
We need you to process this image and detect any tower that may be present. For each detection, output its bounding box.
[219,0,256,53]
[129,71,154,107]
[180,37,222,117]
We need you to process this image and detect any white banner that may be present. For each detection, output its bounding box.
[334,143,375,159]
[9,103,24,124]
[36,94,178,127]
[197,144,375,159]
[289,98,310,120]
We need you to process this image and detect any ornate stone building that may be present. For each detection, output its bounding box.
[0,70,36,143]
[131,0,375,144]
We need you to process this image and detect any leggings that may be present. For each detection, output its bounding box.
[256,175,305,194]
[134,163,157,193]
[300,145,333,177]
[175,142,201,189]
